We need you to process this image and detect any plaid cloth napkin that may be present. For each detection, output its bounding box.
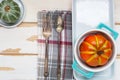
[37,11,74,80]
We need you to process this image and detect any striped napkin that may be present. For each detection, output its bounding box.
[37,11,74,80]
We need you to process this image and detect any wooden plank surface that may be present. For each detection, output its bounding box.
[0,26,37,55]
[22,0,120,24]
[0,23,120,80]
[0,0,120,79]
[22,0,71,22]
[114,0,120,23]
[0,55,37,80]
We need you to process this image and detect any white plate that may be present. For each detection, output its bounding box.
[0,0,25,28]
[72,0,115,79]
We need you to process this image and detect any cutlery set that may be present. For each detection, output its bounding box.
[41,12,64,80]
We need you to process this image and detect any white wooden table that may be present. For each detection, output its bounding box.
[0,0,120,80]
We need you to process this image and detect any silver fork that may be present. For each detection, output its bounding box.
[42,12,52,77]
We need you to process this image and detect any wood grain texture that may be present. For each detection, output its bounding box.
[0,53,120,59]
[114,0,120,23]
[22,0,72,22]
[22,0,120,23]
[0,53,37,56]
[0,0,120,79]
[18,22,120,27]
[27,35,38,42]
[117,55,120,59]
[18,22,37,27]
[0,67,15,71]
[115,23,120,25]
[0,27,37,54]
[5,22,120,28]
[0,56,37,80]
